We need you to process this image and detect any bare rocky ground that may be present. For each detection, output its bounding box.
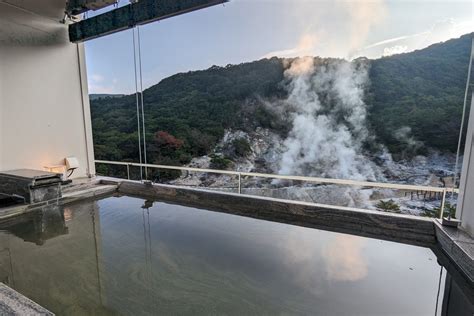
[169,128,459,217]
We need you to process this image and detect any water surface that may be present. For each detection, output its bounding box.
[0,195,447,315]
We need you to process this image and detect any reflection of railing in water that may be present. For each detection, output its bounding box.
[95,160,459,219]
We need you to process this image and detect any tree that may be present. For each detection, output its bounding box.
[154,131,184,149]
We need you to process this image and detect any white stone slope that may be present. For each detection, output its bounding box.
[171,128,458,216]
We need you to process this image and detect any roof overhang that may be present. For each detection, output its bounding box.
[0,0,68,45]
[69,0,228,43]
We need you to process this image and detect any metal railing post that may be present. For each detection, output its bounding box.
[440,189,447,219]
[238,172,241,194]
[127,164,130,180]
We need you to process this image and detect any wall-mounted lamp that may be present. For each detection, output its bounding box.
[65,157,79,178]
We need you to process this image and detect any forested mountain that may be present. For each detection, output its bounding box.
[368,34,472,155]
[90,33,472,168]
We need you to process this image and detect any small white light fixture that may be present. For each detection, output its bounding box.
[65,157,79,170]
[65,157,79,178]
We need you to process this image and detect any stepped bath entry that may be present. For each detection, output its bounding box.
[0,169,63,204]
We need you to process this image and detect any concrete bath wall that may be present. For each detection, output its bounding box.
[0,40,95,178]
[118,181,437,247]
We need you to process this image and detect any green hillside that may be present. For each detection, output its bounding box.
[90,33,473,169]
[368,34,472,156]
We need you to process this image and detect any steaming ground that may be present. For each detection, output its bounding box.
[170,57,458,217]
[170,127,458,216]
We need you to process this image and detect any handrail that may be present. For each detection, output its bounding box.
[95,159,460,218]
[95,159,458,193]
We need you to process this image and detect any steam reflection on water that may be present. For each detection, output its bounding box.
[323,235,368,282]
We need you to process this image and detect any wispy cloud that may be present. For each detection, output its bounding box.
[262,34,318,59]
[357,18,473,58]
[362,31,429,50]
[90,73,104,83]
[341,0,387,56]
[383,45,408,56]
[88,74,119,94]
[261,0,387,59]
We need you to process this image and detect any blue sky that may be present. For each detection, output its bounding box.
[85,0,473,94]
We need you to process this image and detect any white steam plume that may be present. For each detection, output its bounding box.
[277,56,381,182]
[393,126,424,155]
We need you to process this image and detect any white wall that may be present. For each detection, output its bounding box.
[456,92,474,236]
[0,47,3,171]
[0,42,95,178]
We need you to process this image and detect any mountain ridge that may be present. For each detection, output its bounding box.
[90,33,473,171]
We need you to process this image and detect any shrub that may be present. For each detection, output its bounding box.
[210,155,232,170]
[375,199,401,213]
[421,202,456,218]
[150,168,182,183]
[232,138,252,157]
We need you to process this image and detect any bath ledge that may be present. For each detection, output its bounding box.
[434,220,474,284]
